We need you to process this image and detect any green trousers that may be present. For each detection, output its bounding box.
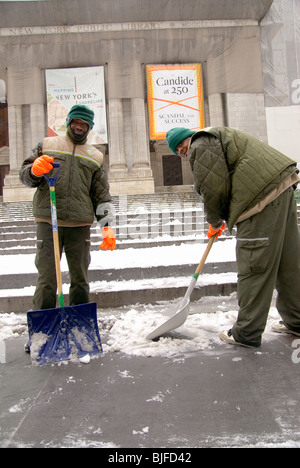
[33,223,91,310]
[232,188,300,347]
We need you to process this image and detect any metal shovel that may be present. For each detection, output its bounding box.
[146,235,216,340]
[27,163,103,366]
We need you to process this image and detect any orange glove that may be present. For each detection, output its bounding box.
[207,222,226,239]
[99,227,116,251]
[32,155,54,176]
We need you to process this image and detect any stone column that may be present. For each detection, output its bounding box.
[30,103,45,148]
[131,97,151,169]
[108,98,128,172]
[7,105,23,170]
[3,66,45,201]
[106,46,154,195]
[2,105,32,201]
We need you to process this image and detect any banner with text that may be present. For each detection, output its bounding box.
[46,66,107,144]
[146,64,205,140]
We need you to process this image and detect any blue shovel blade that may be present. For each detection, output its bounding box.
[27,302,102,366]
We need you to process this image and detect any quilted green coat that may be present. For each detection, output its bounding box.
[189,127,298,232]
[19,135,111,225]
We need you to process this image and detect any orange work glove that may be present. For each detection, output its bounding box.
[99,227,116,251]
[207,222,226,239]
[32,155,54,176]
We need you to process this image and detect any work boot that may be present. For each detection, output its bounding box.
[271,321,300,337]
[219,329,256,348]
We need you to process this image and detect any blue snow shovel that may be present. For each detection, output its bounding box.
[27,163,102,366]
[146,234,216,340]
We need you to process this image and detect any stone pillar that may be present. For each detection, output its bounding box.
[7,105,23,170]
[30,103,46,148]
[108,98,128,172]
[107,61,154,195]
[2,105,33,201]
[3,66,46,201]
[131,98,151,169]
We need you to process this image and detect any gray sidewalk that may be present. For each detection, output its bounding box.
[1,303,299,449]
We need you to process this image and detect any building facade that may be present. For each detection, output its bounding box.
[0,0,299,201]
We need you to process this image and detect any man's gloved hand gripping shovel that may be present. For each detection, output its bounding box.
[146,223,225,341]
[26,162,103,366]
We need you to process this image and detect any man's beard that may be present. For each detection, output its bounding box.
[67,126,89,144]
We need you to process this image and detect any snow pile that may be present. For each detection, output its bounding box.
[0,297,282,361]
[101,300,282,358]
[0,313,27,341]
[104,308,236,357]
[29,331,50,364]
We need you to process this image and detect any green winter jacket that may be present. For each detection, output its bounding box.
[189,127,298,232]
[19,135,112,226]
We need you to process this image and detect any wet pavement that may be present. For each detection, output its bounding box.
[0,300,299,450]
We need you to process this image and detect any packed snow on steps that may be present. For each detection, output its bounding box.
[0,239,237,297]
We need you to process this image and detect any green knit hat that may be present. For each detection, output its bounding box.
[66,104,95,129]
[166,127,195,155]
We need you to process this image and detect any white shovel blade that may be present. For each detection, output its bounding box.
[146,238,216,341]
[146,275,198,340]
[146,296,190,340]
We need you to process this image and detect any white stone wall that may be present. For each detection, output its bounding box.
[226,93,268,142]
[208,92,268,143]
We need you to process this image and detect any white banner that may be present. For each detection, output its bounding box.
[46,66,107,144]
[146,64,205,140]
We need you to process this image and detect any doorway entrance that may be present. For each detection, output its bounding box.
[162,155,183,186]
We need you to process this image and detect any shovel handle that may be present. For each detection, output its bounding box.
[194,235,216,277]
[43,162,61,233]
[44,162,64,307]
[43,162,61,187]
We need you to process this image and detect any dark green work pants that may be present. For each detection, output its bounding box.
[33,222,91,310]
[232,188,300,347]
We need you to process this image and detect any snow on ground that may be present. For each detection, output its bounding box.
[0,238,282,358]
[0,295,282,359]
[0,240,294,447]
[100,300,281,358]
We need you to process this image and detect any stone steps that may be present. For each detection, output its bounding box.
[0,193,231,254]
[1,192,297,253]
[0,280,238,314]
[0,192,298,313]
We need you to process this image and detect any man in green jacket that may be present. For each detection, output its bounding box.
[20,104,115,314]
[166,126,300,347]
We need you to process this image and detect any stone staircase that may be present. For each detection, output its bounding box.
[0,192,222,255]
[0,191,299,313]
[1,191,299,255]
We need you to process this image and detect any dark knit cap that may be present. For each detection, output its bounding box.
[166,127,195,155]
[66,104,95,129]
